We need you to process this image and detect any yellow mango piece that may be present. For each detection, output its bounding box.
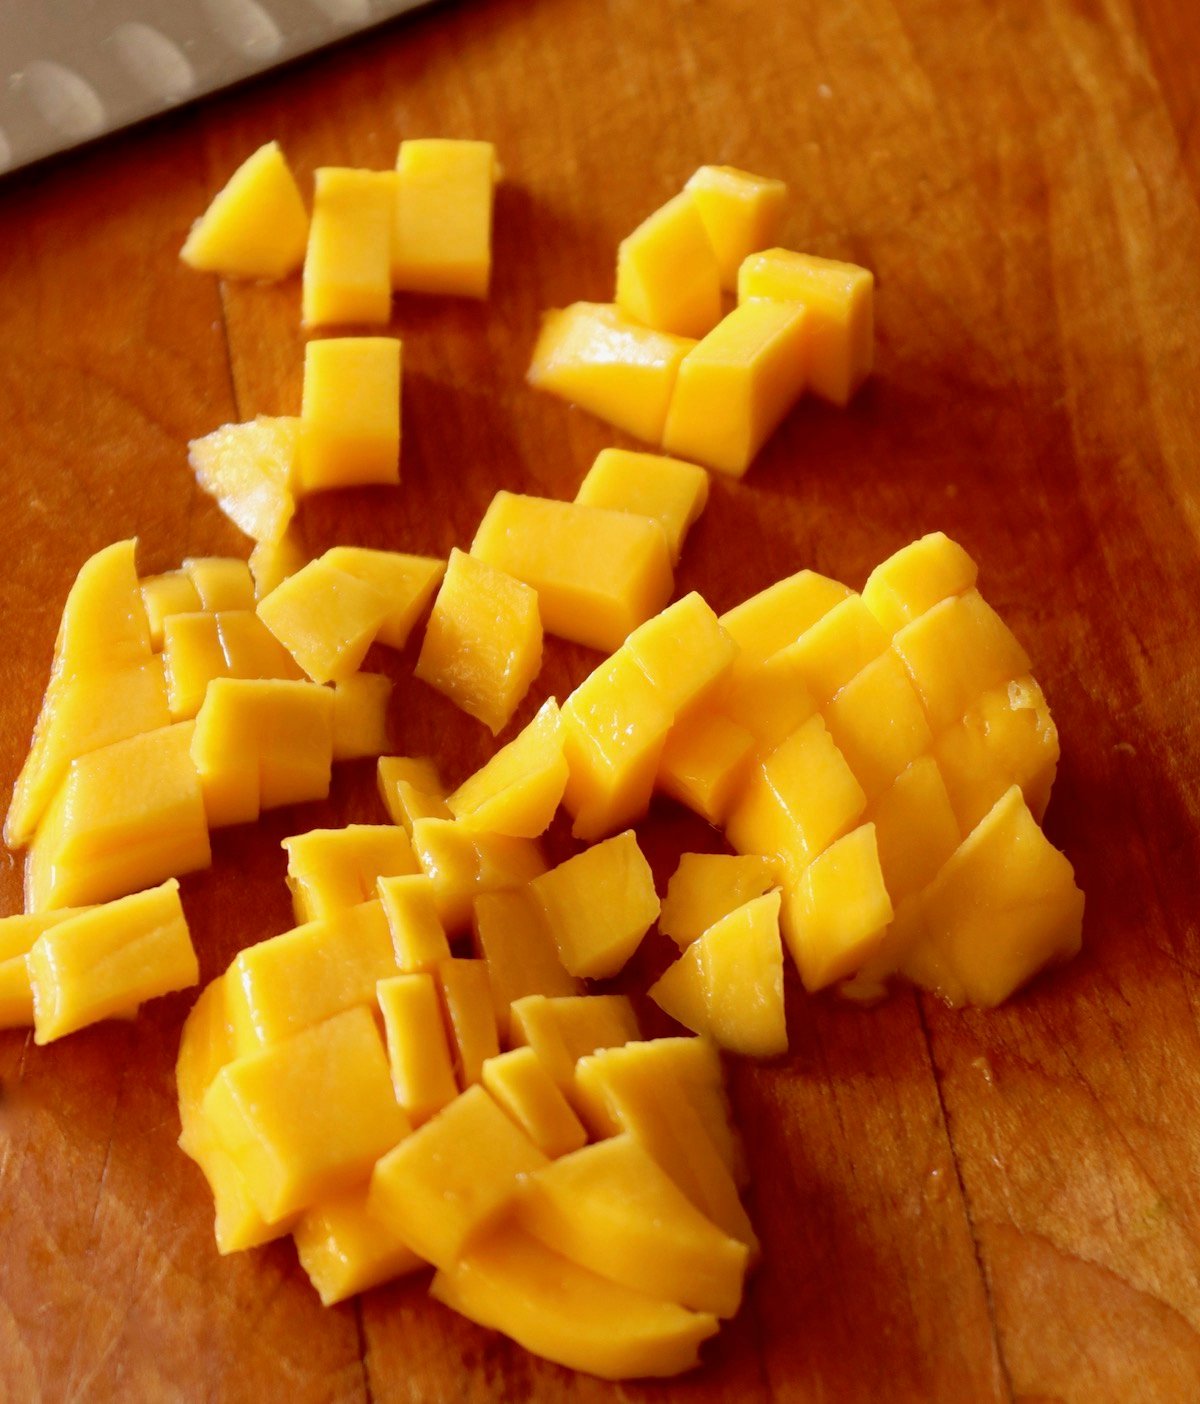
[257,558,391,684]
[471,888,580,1040]
[409,816,546,933]
[824,648,934,802]
[575,448,709,565]
[141,570,203,650]
[376,972,459,1124]
[188,416,299,545]
[783,823,894,991]
[163,609,302,721]
[191,678,334,826]
[911,785,1084,1007]
[184,557,255,612]
[615,192,722,339]
[657,710,755,826]
[738,247,874,405]
[862,531,978,635]
[659,853,779,948]
[530,832,659,979]
[26,722,211,912]
[28,879,197,1043]
[225,900,398,1051]
[298,336,402,492]
[0,908,91,1030]
[431,1222,718,1381]
[58,539,153,673]
[378,873,453,972]
[302,167,394,327]
[322,546,445,649]
[204,1005,409,1222]
[892,588,1032,733]
[414,548,542,735]
[934,675,1059,832]
[249,531,306,602]
[623,592,737,717]
[869,755,963,908]
[650,891,786,1058]
[516,1133,748,1318]
[471,491,673,654]
[726,714,867,879]
[176,975,235,1158]
[447,698,567,837]
[331,673,393,761]
[684,165,788,291]
[184,1120,299,1256]
[481,1047,588,1159]
[392,138,497,297]
[368,1085,547,1269]
[509,993,640,1096]
[295,1184,424,1306]
[527,302,696,443]
[715,647,819,755]
[436,958,500,1088]
[775,593,889,706]
[282,825,418,923]
[662,299,808,477]
[218,608,304,679]
[181,141,309,280]
[377,755,450,833]
[719,567,851,679]
[561,649,674,841]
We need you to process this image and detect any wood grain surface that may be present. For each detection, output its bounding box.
[2,0,1199,1399]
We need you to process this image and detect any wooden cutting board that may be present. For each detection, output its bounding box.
[2,0,1198,1398]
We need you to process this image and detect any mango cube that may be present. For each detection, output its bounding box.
[0,909,91,1029]
[482,1048,588,1159]
[163,609,302,720]
[141,570,202,650]
[249,531,306,601]
[779,593,890,705]
[470,888,580,1040]
[715,647,819,754]
[294,1185,424,1306]
[623,592,737,717]
[378,873,453,971]
[298,336,402,492]
[415,548,542,734]
[656,710,756,826]
[59,538,153,673]
[527,302,696,443]
[509,994,641,1094]
[188,416,299,545]
[615,191,722,339]
[183,557,256,612]
[321,546,445,649]
[738,248,874,405]
[447,699,568,837]
[662,298,808,477]
[409,816,546,933]
[331,673,393,760]
[282,825,418,922]
[183,1127,299,1256]
[868,755,962,907]
[684,165,788,291]
[376,972,459,1124]
[302,167,394,327]
[257,558,391,684]
[436,957,499,1087]
[659,853,779,948]
[575,448,709,565]
[176,976,236,1157]
[391,138,497,297]
[720,567,852,670]
[181,140,309,280]
[377,755,450,833]
[862,531,979,635]
[824,647,933,801]
[530,832,659,979]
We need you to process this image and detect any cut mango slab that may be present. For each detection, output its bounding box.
[182,1122,299,1256]
[824,647,934,801]
[447,699,568,837]
[378,873,453,972]
[28,879,197,1044]
[432,1223,719,1381]
[392,138,498,297]
[684,165,788,291]
[719,568,851,670]
[176,975,235,1158]
[415,548,542,735]
[298,336,402,492]
[615,192,722,339]
[184,557,256,612]
[257,558,391,684]
[656,710,756,826]
[509,994,640,1095]
[738,248,874,406]
[408,817,546,934]
[650,891,786,1058]
[321,546,445,649]
[26,721,211,912]
[302,167,395,327]
[376,973,459,1124]
[331,673,393,761]
[181,141,309,280]
[436,958,499,1088]
[471,491,673,654]
[141,571,203,650]
[204,1005,409,1222]
[575,449,709,565]
[623,592,737,717]
[715,646,819,754]
[377,756,450,833]
[659,853,779,948]
[188,417,299,545]
[482,1048,588,1159]
[515,1133,749,1318]
[768,591,887,708]
[0,909,90,1030]
[249,532,306,602]
[862,532,978,635]
[369,1085,547,1269]
[295,1185,424,1306]
[58,538,153,674]
[163,609,302,720]
[868,756,962,907]
[471,888,580,1040]
[283,825,418,923]
[530,832,659,979]
[527,302,696,443]
[662,298,808,477]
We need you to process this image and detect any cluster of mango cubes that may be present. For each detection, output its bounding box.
[530,165,874,476]
[178,785,754,1379]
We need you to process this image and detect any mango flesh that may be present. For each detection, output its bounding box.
[282,825,418,923]
[436,957,500,1087]
[824,647,934,802]
[378,873,453,972]
[181,140,309,280]
[470,888,580,1040]
[321,546,445,650]
[377,756,450,834]
[294,1185,424,1306]
[376,973,459,1125]
[684,165,788,291]
[392,138,497,297]
[622,592,737,717]
[249,532,307,601]
[331,673,393,761]
[302,168,394,327]
[258,558,392,685]
[298,336,402,492]
[446,698,568,837]
[615,191,722,339]
[141,571,203,649]
[408,816,547,934]
[0,909,90,1029]
[862,531,978,635]
[659,853,780,948]
[481,1047,589,1159]
[183,557,256,612]
[509,994,641,1096]
[574,448,709,565]
[163,609,303,721]
[188,416,299,545]
[656,710,755,826]
[719,567,851,670]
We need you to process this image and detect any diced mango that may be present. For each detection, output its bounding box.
[188,416,299,545]
[257,558,391,684]
[302,167,394,327]
[409,816,546,933]
[868,755,962,907]
[447,699,567,837]
[684,165,788,291]
[58,538,153,674]
[378,873,453,972]
[28,879,197,1044]
[862,531,978,635]
[775,593,889,706]
[391,138,497,297]
[368,1085,547,1269]
[249,531,306,601]
[656,710,756,827]
[294,1185,424,1306]
[282,826,418,922]
[615,192,722,339]
[738,248,874,406]
[376,973,459,1124]
[527,302,696,443]
[715,648,819,754]
[824,648,933,801]
[321,546,445,649]
[436,958,499,1087]
[575,448,709,565]
[377,755,450,833]
[164,609,302,720]
[662,299,808,477]
[482,1048,588,1159]
[470,888,580,1040]
[659,853,779,948]
[141,570,202,650]
[414,548,542,735]
[623,592,737,716]
[719,568,851,669]
[509,993,640,1095]
[181,141,309,280]
[298,336,402,492]
[182,1123,299,1256]
[0,909,90,1030]
[176,975,235,1159]
[183,557,256,612]
[331,673,393,760]
[530,832,659,979]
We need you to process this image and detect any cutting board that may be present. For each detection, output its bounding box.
[2,0,1199,1399]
